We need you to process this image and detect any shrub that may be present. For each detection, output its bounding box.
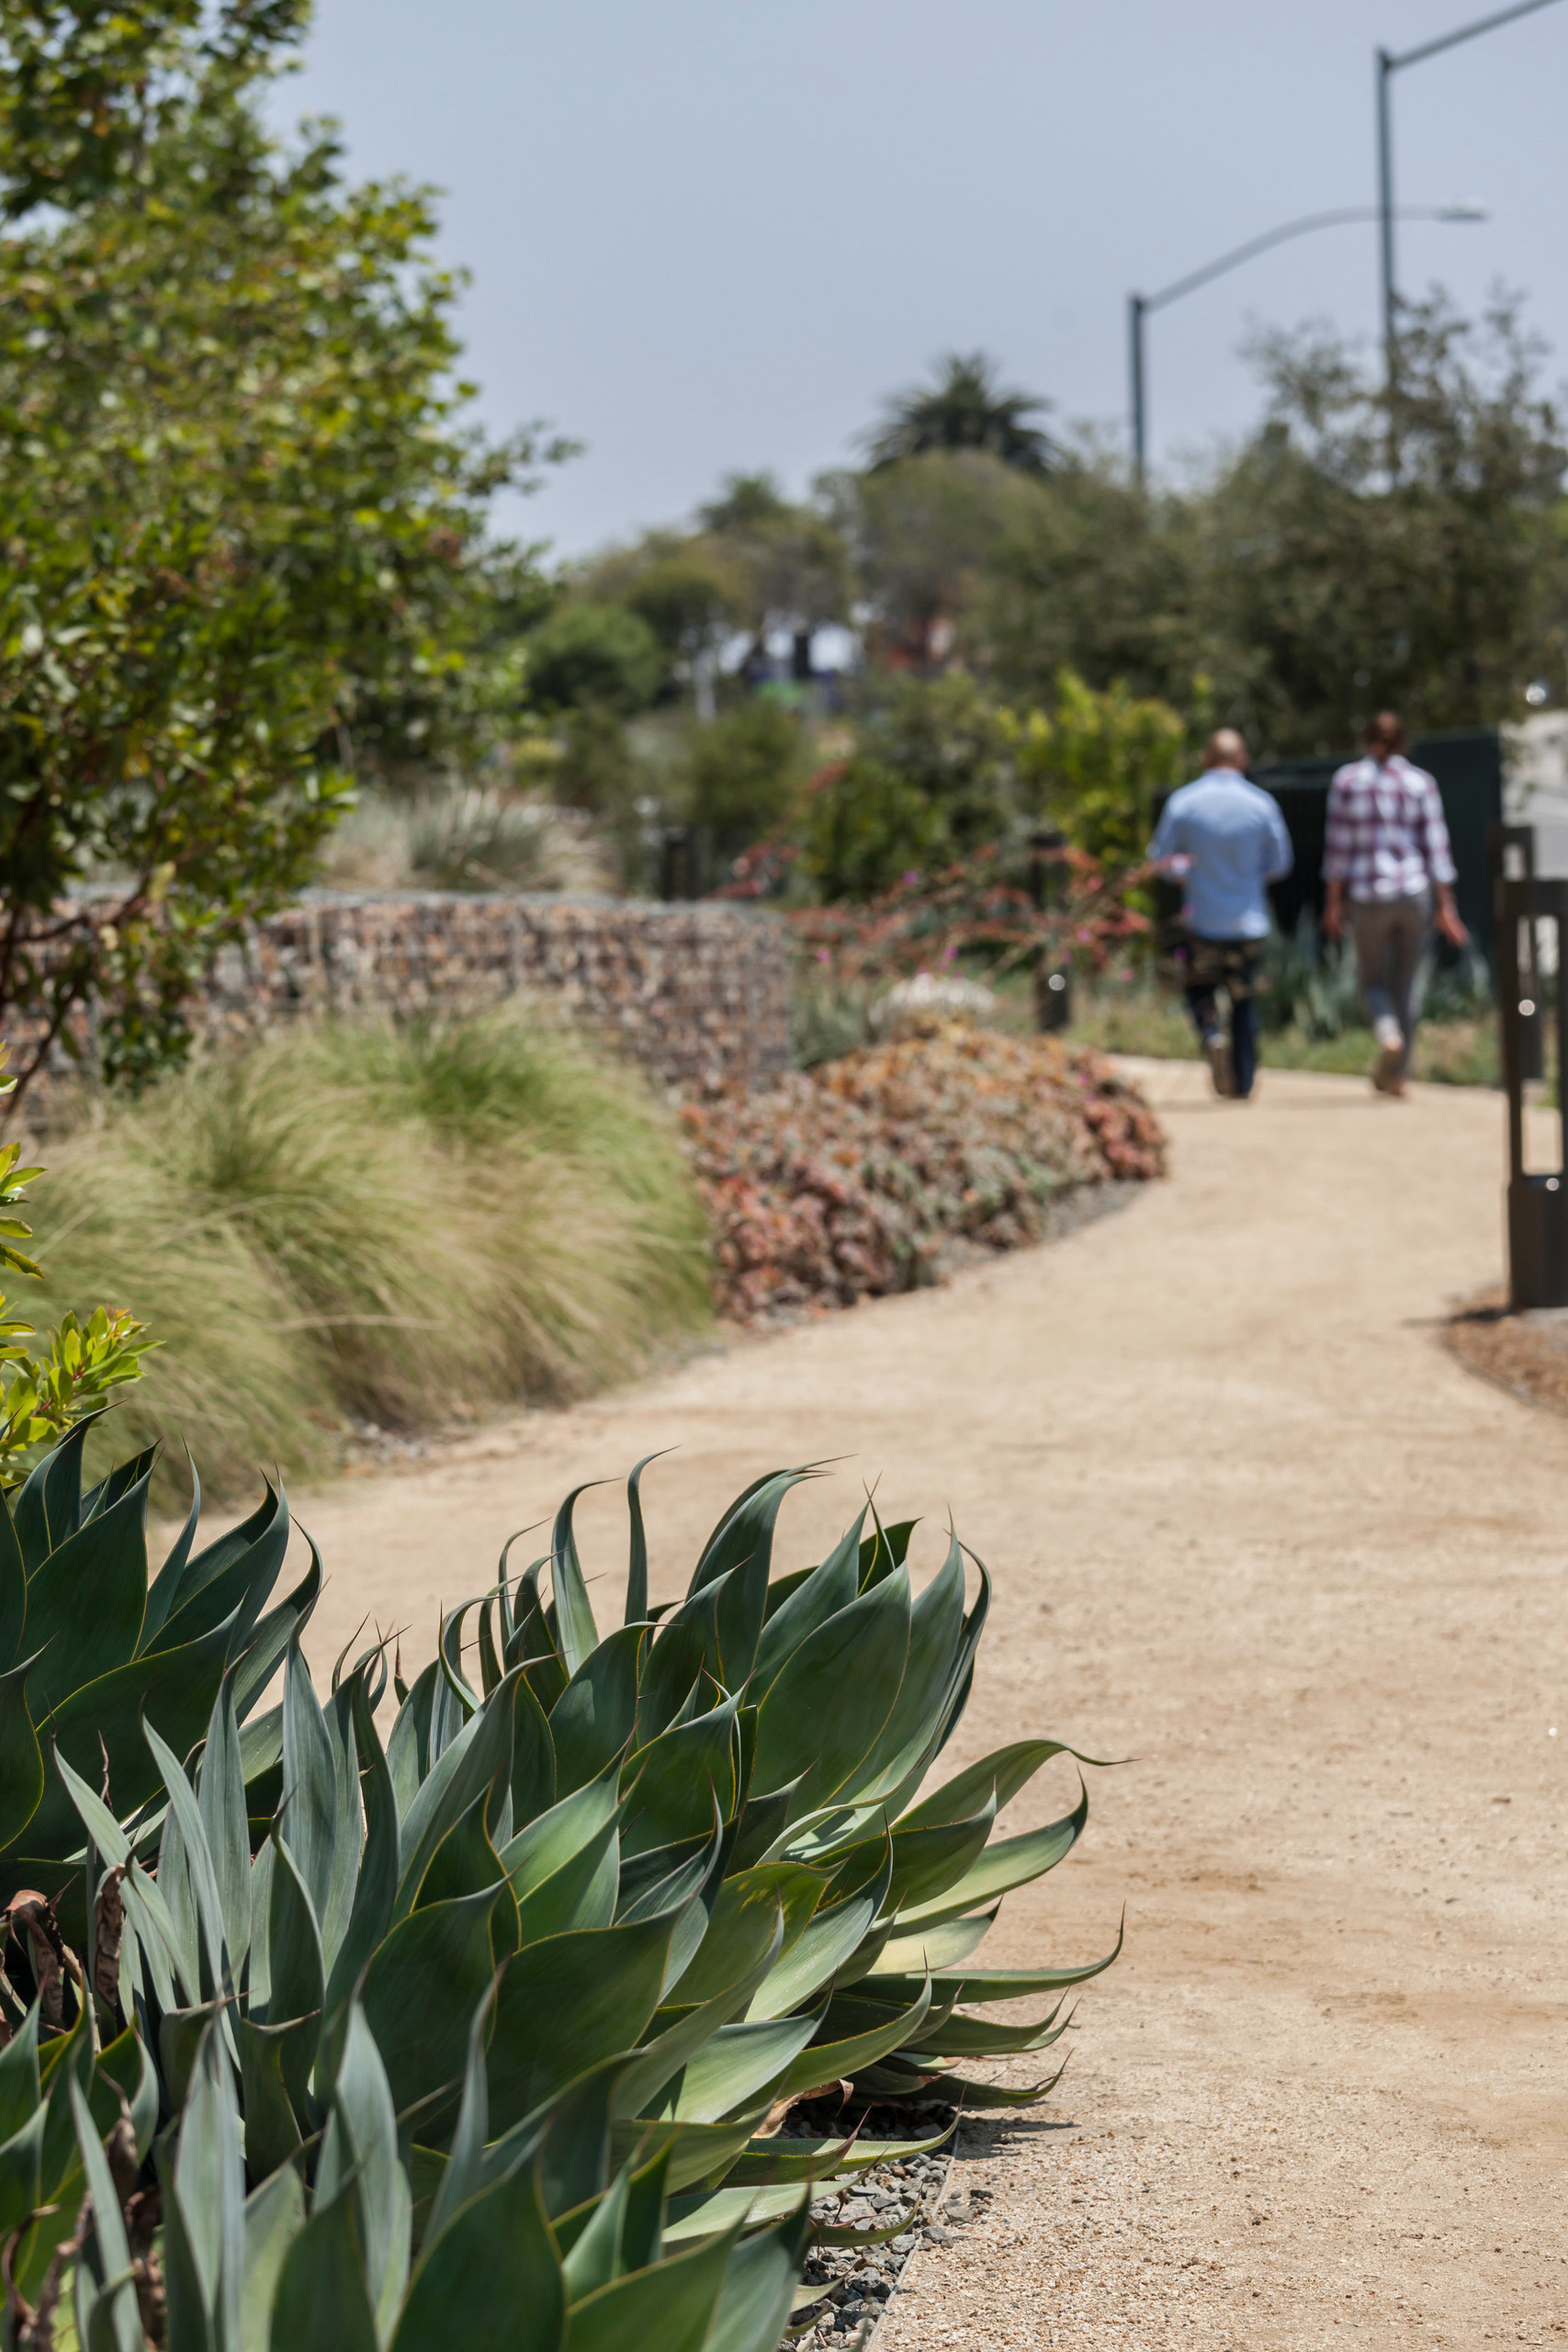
[0,1440,1122,2348]
[526,602,666,716]
[797,759,949,902]
[28,1014,710,1490]
[682,1027,1165,1320]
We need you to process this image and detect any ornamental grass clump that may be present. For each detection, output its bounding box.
[26,1013,710,1489]
[0,1438,1121,2351]
[682,1025,1165,1320]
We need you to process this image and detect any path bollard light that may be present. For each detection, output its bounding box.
[1488,822,1543,1081]
[1495,868,1568,1307]
[1029,823,1074,1033]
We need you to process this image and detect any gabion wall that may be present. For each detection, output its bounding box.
[201,893,793,1091]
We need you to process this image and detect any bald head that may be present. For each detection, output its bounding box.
[1205,728,1249,773]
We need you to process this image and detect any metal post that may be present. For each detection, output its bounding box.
[1496,870,1568,1306]
[1487,821,1542,1080]
[1129,294,1146,486]
[1377,49,1397,388]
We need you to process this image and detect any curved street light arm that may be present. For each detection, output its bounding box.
[1139,204,1462,316]
[1388,0,1563,74]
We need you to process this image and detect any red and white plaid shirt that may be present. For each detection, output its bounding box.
[1322,754,1456,901]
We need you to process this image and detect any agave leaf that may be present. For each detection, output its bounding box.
[416,1797,509,1920]
[269,2178,379,2352]
[392,2155,565,2352]
[890,1782,1089,1933]
[672,1867,822,2012]
[904,1996,1069,2058]
[0,2100,47,2242]
[513,1815,620,1945]
[560,2161,630,2301]
[550,1623,644,1797]
[149,1478,276,1645]
[485,1917,674,2135]
[0,1490,25,1668]
[565,2216,740,2352]
[861,1908,998,1978]
[745,1850,891,2022]
[231,1542,323,1724]
[746,1512,865,1698]
[619,1693,739,1858]
[501,1766,623,1898]
[155,1479,291,1663]
[280,1640,339,1931]
[865,1914,1126,2004]
[751,1569,911,1818]
[12,1415,100,1570]
[386,1660,436,1816]
[722,2123,954,2187]
[323,1668,401,2013]
[237,2017,305,2180]
[67,2075,141,2352]
[924,2061,1067,2109]
[898,1736,1108,1830]
[169,2027,245,2352]
[773,1975,933,2101]
[614,1902,784,2123]
[0,1653,44,1854]
[393,1669,520,1921]
[362,1887,498,2120]
[526,2055,621,2216]
[549,1484,604,1676]
[240,2161,306,2352]
[623,1452,669,1628]
[422,1983,494,2247]
[331,2003,412,2340]
[23,1475,151,1720]
[94,2022,158,2165]
[858,1514,917,1591]
[7,1610,235,1871]
[510,1669,557,1826]
[198,1668,253,1980]
[0,2001,40,2143]
[139,1454,203,1650]
[654,2011,824,2126]
[839,1533,967,1805]
[265,1834,325,2030]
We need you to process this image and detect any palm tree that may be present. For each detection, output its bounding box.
[863,351,1056,474]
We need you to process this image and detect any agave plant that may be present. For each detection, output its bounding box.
[0,1439,1119,2349]
[0,1422,316,1916]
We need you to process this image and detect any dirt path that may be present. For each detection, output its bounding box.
[292,1059,1565,2351]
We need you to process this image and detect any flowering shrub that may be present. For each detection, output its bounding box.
[681,1026,1166,1320]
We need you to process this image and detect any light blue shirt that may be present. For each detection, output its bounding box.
[1148,770,1294,942]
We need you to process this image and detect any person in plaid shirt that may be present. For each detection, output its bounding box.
[1322,711,1469,1098]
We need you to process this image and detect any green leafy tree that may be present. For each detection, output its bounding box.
[1005,670,1189,868]
[698,469,852,674]
[686,698,806,858]
[828,449,1048,670]
[864,350,1057,474]
[0,1,555,1107]
[526,600,664,717]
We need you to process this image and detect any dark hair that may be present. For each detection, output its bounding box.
[1363,709,1406,755]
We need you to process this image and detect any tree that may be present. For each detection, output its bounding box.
[526,602,664,717]
[0,1,554,1105]
[828,449,1048,670]
[697,471,852,677]
[1195,293,1568,751]
[863,351,1056,474]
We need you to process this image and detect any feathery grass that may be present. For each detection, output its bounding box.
[26,1011,711,1491]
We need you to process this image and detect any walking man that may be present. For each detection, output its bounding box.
[1322,712,1468,1097]
[1149,728,1293,1100]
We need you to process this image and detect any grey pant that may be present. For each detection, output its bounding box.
[1349,887,1430,1075]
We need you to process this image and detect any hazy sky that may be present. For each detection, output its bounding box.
[281,0,1568,559]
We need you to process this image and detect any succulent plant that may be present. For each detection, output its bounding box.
[0,1423,317,1915]
[0,1437,1121,2350]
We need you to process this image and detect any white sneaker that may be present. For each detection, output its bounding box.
[1371,1019,1404,1094]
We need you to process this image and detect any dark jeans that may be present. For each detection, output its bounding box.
[1182,933,1260,1098]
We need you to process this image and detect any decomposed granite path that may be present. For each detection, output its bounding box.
[288,1058,1566,2350]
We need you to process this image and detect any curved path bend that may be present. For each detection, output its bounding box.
[297,1060,1566,2351]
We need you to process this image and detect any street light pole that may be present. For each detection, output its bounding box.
[1129,294,1147,485]
[1377,0,1565,388]
[1128,204,1483,486]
